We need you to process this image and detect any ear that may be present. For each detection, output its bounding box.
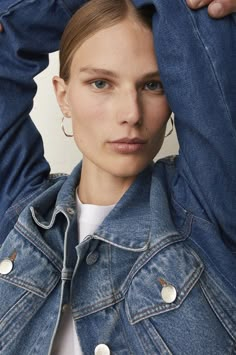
[52,76,71,117]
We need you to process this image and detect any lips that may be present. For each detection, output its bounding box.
[109,137,147,154]
[111,137,146,144]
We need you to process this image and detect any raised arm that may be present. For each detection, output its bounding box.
[0,0,84,243]
[146,0,236,243]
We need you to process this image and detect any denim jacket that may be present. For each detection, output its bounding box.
[0,0,236,354]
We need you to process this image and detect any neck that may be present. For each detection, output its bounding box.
[78,160,136,206]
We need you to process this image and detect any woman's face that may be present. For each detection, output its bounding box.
[57,18,171,180]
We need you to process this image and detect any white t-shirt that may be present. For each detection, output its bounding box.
[52,193,115,354]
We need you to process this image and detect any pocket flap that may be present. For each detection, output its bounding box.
[0,229,61,298]
[125,243,204,324]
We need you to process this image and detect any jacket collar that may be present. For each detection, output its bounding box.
[30,162,178,252]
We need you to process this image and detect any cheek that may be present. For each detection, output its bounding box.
[69,98,110,149]
[69,87,112,125]
[145,98,171,132]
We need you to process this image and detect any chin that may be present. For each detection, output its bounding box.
[106,160,152,179]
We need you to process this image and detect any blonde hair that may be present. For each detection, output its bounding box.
[59,0,154,82]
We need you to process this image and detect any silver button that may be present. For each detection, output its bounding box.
[0,258,14,275]
[86,251,99,265]
[67,207,74,215]
[94,344,110,355]
[62,304,70,312]
[161,284,177,304]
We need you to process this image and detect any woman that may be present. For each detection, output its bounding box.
[0,0,235,354]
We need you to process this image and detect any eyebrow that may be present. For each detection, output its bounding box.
[79,67,119,78]
[79,66,160,80]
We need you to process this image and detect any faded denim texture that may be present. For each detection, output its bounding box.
[0,0,235,354]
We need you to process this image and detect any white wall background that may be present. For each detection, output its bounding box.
[31,52,179,174]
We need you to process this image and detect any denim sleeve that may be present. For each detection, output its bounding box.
[148,0,236,241]
[0,0,84,219]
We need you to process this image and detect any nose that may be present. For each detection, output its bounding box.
[117,90,142,126]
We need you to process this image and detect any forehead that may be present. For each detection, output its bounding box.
[70,19,159,75]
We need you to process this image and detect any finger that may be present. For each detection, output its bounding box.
[208,0,236,18]
[0,24,3,33]
[186,0,212,9]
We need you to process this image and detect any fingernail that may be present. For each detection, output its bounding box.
[209,2,223,16]
[188,0,203,8]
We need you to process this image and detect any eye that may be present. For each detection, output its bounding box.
[91,80,109,89]
[144,81,163,91]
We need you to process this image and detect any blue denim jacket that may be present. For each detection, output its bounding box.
[0,0,236,354]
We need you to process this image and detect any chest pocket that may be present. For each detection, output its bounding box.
[125,243,204,324]
[0,226,61,298]
[124,242,236,354]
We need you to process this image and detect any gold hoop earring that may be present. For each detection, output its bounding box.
[61,116,73,137]
[165,116,174,138]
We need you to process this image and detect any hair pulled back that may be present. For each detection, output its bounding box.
[59,0,154,82]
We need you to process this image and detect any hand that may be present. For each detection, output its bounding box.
[186,0,236,18]
[0,24,3,33]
